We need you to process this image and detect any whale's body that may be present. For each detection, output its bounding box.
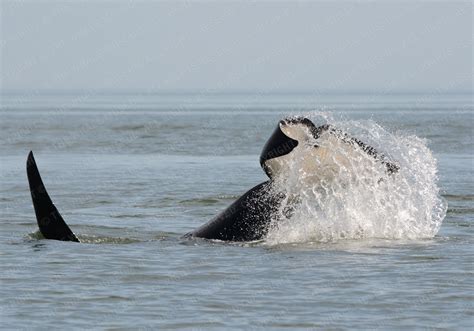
[26,117,398,243]
[185,181,282,241]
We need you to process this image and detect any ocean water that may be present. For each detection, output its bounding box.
[0,92,472,330]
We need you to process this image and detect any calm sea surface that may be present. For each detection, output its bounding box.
[0,93,472,330]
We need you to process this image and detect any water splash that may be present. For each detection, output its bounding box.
[265,113,447,244]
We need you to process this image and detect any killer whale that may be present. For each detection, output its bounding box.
[26,117,398,243]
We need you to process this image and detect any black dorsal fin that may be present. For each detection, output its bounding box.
[26,151,79,242]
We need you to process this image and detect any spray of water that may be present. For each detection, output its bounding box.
[265,113,447,244]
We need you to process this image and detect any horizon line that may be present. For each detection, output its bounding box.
[1,88,473,96]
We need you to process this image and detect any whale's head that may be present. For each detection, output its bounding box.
[260,117,399,181]
[260,117,329,179]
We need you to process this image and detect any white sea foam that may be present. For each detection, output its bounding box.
[265,112,447,244]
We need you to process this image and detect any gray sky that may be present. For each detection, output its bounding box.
[1,1,472,92]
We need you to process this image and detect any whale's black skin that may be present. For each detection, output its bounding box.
[259,122,298,177]
[186,181,283,241]
[26,117,399,243]
[26,151,79,242]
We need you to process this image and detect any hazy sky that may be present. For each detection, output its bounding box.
[1,1,472,92]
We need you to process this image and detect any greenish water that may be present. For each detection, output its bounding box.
[0,92,472,329]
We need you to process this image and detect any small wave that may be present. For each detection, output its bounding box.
[26,228,178,244]
[27,230,140,244]
[28,230,44,240]
[112,123,193,132]
[81,295,133,302]
[179,195,240,206]
[181,235,264,247]
[76,235,141,244]
[110,213,149,219]
[179,198,220,206]
[112,124,146,131]
[447,207,474,215]
[443,194,474,201]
